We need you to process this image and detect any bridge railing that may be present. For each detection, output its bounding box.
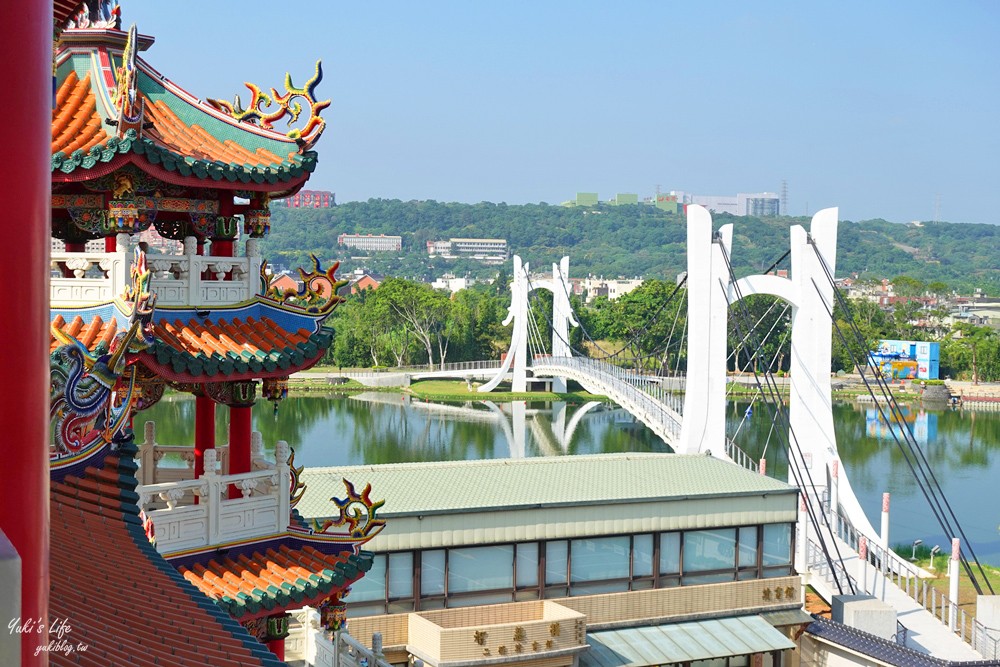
[339,360,503,377]
[533,356,682,437]
[724,439,759,472]
[832,509,998,655]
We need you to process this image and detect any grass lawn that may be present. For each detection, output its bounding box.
[907,553,1000,614]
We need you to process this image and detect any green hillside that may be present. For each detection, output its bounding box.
[262,200,1000,293]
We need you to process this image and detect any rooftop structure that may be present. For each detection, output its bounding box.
[295,455,806,666]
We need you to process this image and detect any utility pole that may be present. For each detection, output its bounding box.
[933,193,941,222]
[781,179,788,216]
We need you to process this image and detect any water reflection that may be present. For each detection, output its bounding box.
[137,392,668,469]
[726,401,1000,566]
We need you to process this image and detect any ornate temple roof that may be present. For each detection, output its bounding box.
[51,296,336,383]
[49,443,285,667]
[52,25,327,195]
[178,546,371,620]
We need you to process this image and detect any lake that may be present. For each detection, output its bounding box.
[139,392,1000,566]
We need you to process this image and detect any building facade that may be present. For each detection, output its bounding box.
[286,189,335,208]
[338,233,403,253]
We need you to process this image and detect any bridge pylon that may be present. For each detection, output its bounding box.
[479,256,578,393]
[680,205,876,537]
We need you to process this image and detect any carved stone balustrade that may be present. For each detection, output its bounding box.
[138,420,232,485]
[49,235,263,307]
[136,451,291,555]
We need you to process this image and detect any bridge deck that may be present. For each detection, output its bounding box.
[804,527,983,659]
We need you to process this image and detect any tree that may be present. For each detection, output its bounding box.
[951,324,998,384]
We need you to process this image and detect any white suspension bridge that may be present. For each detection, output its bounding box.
[320,205,998,660]
[471,206,996,660]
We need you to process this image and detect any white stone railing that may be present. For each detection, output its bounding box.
[295,608,396,667]
[136,440,291,555]
[49,235,262,307]
[137,421,241,485]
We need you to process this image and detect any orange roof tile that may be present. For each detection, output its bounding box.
[144,99,286,169]
[51,71,109,157]
[49,449,282,666]
[177,544,369,619]
[50,314,120,354]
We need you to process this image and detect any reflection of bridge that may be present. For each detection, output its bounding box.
[349,392,618,459]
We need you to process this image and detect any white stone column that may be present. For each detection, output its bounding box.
[276,441,291,528]
[858,536,869,594]
[139,421,156,485]
[203,449,221,544]
[798,494,809,576]
[950,538,961,631]
[830,459,840,527]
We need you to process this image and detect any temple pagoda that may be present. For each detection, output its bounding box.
[47,6,378,664]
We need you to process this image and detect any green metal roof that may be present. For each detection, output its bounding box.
[581,615,796,666]
[297,454,796,520]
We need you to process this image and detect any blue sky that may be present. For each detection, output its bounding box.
[127,2,999,223]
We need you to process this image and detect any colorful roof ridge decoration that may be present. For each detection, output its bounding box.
[207,60,330,147]
[51,21,326,195]
[311,479,386,540]
[178,546,372,620]
[260,255,348,315]
[49,442,284,667]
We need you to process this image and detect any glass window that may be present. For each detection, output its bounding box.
[545,541,568,585]
[388,552,413,599]
[421,550,445,596]
[633,534,654,578]
[570,581,629,596]
[762,524,792,566]
[683,572,735,585]
[349,554,386,602]
[739,527,758,568]
[448,545,513,594]
[659,532,680,574]
[683,529,737,572]
[448,591,514,608]
[571,536,629,582]
[516,543,538,588]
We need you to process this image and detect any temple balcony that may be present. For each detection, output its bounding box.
[135,421,290,556]
[50,235,263,307]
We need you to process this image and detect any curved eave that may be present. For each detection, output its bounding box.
[52,145,316,196]
[138,341,329,384]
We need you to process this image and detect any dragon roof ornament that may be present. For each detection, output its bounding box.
[207,60,330,148]
[110,23,145,138]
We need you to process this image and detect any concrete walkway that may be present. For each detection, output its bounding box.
[804,527,983,659]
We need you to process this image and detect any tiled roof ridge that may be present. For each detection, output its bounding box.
[52,127,318,184]
[305,451,713,474]
[806,615,998,667]
[49,440,286,666]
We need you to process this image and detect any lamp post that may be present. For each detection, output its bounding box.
[910,539,923,561]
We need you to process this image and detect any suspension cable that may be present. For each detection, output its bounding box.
[807,242,993,594]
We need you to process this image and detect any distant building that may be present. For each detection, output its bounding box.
[871,340,940,380]
[609,193,638,205]
[431,274,475,293]
[285,190,335,208]
[338,233,402,253]
[668,190,781,217]
[572,276,644,303]
[561,192,600,207]
[427,238,508,264]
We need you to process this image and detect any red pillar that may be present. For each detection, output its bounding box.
[266,638,285,661]
[227,405,252,498]
[64,242,85,252]
[0,0,52,664]
[194,394,215,478]
[105,236,116,252]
